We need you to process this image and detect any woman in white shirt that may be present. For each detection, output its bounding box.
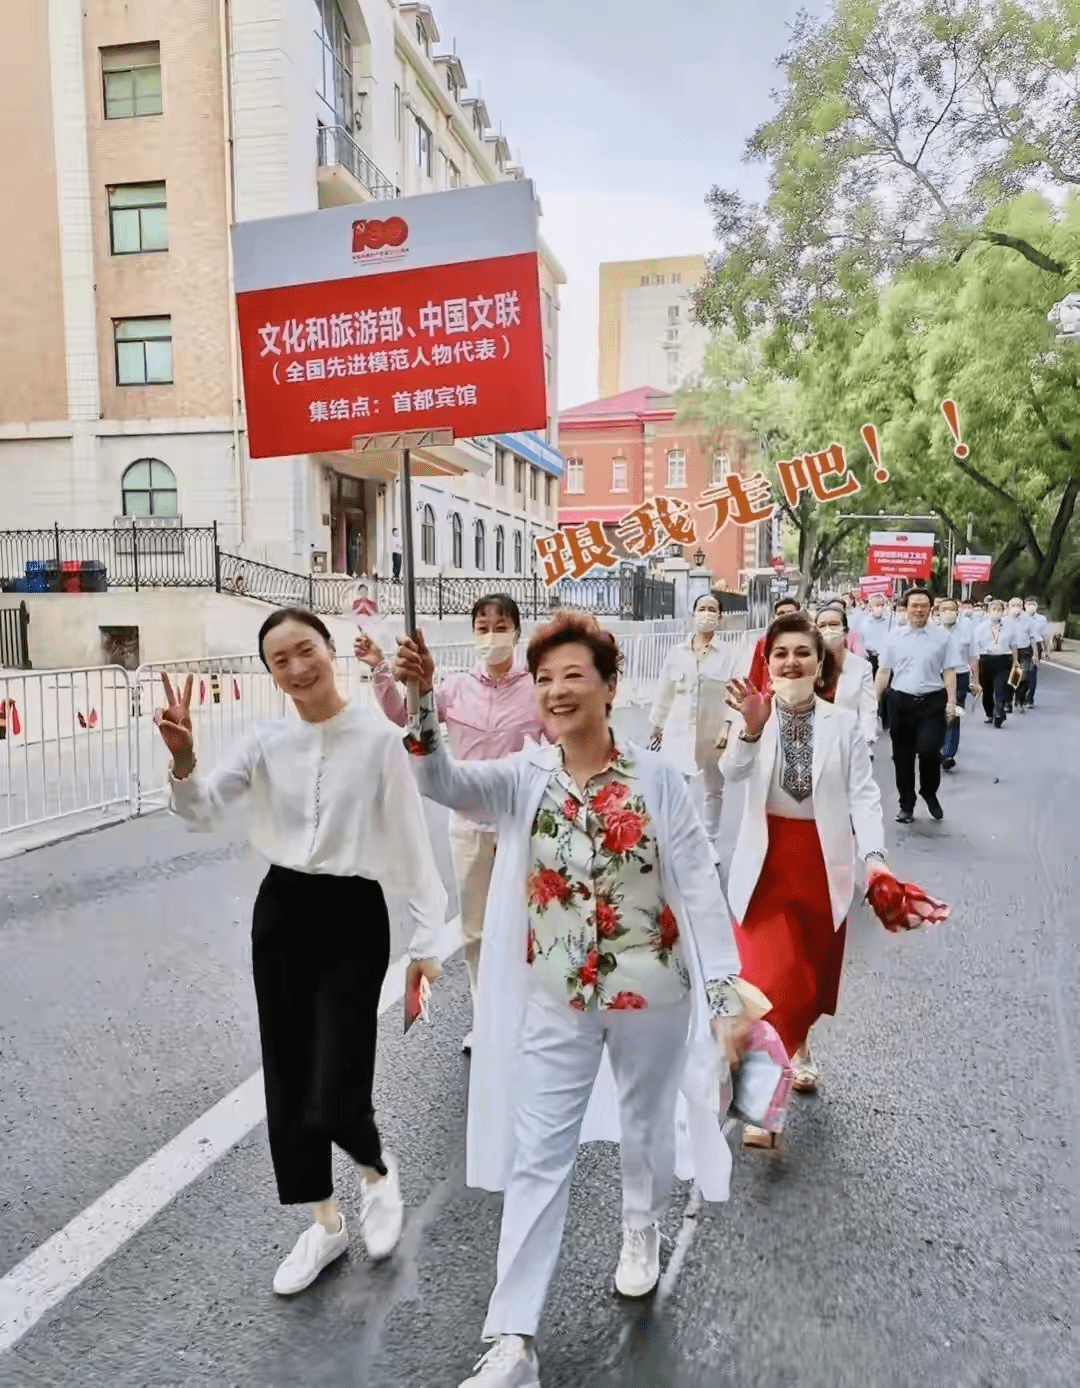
[816,603,878,750]
[647,594,738,853]
[722,613,888,1144]
[158,608,445,1298]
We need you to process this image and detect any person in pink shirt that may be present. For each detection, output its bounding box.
[356,594,551,1053]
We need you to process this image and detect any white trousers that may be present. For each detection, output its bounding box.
[483,984,692,1338]
[699,758,725,846]
[448,822,497,996]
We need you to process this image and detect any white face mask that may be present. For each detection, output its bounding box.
[474,631,517,664]
[819,627,846,647]
[940,610,958,626]
[1025,603,1037,614]
[772,674,818,706]
[989,609,1004,623]
[1008,604,1023,617]
[869,604,885,618]
[694,611,719,633]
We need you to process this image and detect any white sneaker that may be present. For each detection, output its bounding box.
[459,1336,540,1387]
[272,1216,349,1295]
[614,1223,660,1298]
[360,1151,404,1260]
[461,1030,474,1054]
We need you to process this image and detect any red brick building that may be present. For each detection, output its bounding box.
[557,387,771,592]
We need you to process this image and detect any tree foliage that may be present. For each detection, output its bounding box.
[693,0,1080,341]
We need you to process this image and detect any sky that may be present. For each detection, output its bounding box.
[431,0,830,408]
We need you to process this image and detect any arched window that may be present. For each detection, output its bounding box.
[474,518,486,571]
[495,525,505,573]
[513,529,523,574]
[121,458,177,517]
[420,504,436,565]
[451,512,463,569]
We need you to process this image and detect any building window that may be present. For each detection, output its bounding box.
[415,117,433,176]
[114,316,172,386]
[495,525,505,572]
[611,457,628,492]
[451,511,463,568]
[416,16,430,53]
[474,518,486,570]
[473,105,484,135]
[514,458,525,495]
[671,272,682,283]
[494,449,507,485]
[530,467,539,502]
[394,84,402,140]
[102,42,162,120]
[442,154,461,188]
[312,0,353,127]
[543,289,553,328]
[108,182,168,255]
[711,452,731,485]
[545,475,554,507]
[666,449,686,488]
[121,458,177,517]
[420,504,436,565]
[565,459,584,494]
[513,529,523,573]
[668,304,680,321]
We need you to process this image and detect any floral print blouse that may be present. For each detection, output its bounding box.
[405,694,744,1019]
[527,742,694,1013]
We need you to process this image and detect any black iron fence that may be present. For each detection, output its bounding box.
[0,527,675,621]
[0,524,219,593]
[0,600,30,669]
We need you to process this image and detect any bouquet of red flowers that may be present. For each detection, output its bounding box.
[866,871,950,933]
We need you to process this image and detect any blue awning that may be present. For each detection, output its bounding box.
[493,431,565,479]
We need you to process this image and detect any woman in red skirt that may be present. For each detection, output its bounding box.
[722,613,888,1146]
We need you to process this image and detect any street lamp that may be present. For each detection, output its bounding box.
[693,549,705,567]
[1048,293,1080,343]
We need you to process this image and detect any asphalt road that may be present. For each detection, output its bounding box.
[0,675,1077,1387]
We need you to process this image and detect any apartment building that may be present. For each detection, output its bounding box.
[558,387,779,592]
[597,255,710,399]
[0,0,564,582]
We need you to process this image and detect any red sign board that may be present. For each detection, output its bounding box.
[866,531,935,580]
[857,574,894,597]
[953,553,992,583]
[232,183,547,460]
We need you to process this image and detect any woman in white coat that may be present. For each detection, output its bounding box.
[722,612,888,1144]
[816,603,878,751]
[648,593,737,853]
[392,611,764,1388]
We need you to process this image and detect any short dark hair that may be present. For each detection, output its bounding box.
[773,596,800,615]
[526,609,622,683]
[818,601,849,632]
[904,587,933,607]
[257,607,334,668]
[764,612,840,692]
[695,591,723,613]
[938,596,959,610]
[471,592,522,632]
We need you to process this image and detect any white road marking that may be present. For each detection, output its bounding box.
[0,924,459,1356]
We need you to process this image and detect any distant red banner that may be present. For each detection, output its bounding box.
[953,554,992,583]
[866,532,935,579]
[857,574,894,597]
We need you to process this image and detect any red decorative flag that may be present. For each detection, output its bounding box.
[8,700,20,737]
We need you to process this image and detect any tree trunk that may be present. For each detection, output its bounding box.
[1030,476,1080,598]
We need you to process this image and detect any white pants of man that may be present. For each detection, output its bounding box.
[448,821,497,996]
[483,983,692,1339]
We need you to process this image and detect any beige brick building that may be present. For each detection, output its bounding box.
[1,0,564,582]
[597,254,709,400]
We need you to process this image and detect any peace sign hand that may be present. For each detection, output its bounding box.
[155,673,195,775]
[725,677,773,739]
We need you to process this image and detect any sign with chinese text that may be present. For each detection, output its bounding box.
[857,574,894,597]
[953,553,992,583]
[865,532,935,580]
[232,182,547,460]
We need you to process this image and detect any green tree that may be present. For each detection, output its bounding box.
[693,0,1080,342]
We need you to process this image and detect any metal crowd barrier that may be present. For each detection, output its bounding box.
[0,631,763,842]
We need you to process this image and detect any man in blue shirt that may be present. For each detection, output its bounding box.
[1023,599,1049,707]
[936,597,979,771]
[874,588,959,822]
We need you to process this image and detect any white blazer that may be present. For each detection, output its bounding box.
[648,637,739,776]
[720,698,885,930]
[412,739,739,1203]
[833,652,878,747]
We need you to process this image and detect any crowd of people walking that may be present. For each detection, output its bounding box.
[154,580,1051,1387]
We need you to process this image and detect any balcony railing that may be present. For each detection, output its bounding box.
[317,124,398,201]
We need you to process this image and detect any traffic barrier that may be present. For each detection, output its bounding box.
[1,631,764,844]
